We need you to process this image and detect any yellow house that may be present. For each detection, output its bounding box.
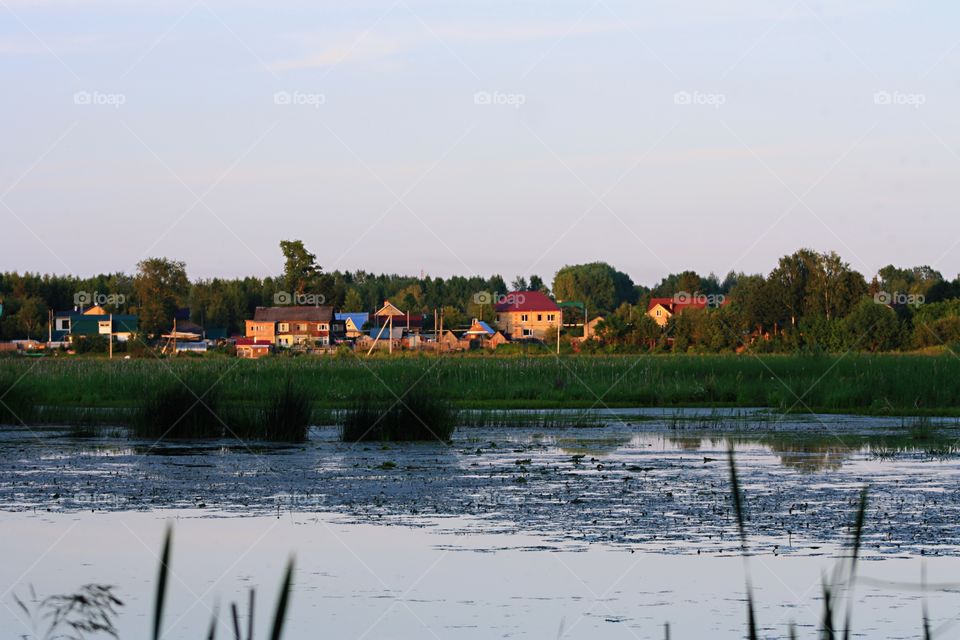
[646,298,707,327]
[494,291,560,340]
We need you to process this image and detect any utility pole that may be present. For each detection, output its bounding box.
[48,308,53,349]
[108,313,113,360]
[557,308,561,354]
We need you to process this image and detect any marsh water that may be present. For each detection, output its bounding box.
[3,409,960,638]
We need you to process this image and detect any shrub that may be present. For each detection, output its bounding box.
[340,391,456,442]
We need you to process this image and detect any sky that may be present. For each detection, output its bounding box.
[1,0,959,288]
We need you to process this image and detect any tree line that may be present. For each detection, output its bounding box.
[1,241,958,352]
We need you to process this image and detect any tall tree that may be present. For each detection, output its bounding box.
[134,258,189,336]
[806,251,867,321]
[768,249,817,329]
[342,289,364,312]
[552,262,635,313]
[529,275,548,294]
[16,297,47,340]
[280,240,320,295]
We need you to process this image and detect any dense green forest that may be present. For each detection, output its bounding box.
[1,240,959,353]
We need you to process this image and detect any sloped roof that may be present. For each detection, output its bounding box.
[83,305,109,316]
[336,312,369,328]
[375,300,405,317]
[494,291,560,312]
[253,306,335,322]
[367,327,404,340]
[464,318,495,336]
[647,298,707,314]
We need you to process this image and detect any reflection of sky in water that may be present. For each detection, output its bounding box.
[3,510,960,640]
[5,416,960,640]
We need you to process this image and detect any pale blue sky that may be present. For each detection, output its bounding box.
[2,0,958,286]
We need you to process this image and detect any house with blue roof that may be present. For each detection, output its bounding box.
[335,312,369,338]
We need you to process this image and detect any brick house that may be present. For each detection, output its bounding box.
[494,291,560,340]
[245,306,345,348]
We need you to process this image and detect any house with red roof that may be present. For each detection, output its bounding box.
[494,291,560,340]
[646,297,709,327]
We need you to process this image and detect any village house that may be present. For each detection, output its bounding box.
[583,315,605,340]
[235,337,273,359]
[494,291,560,340]
[53,306,138,343]
[245,306,345,348]
[335,312,369,339]
[462,318,509,349]
[646,297,708,328]
[356,326,403,352]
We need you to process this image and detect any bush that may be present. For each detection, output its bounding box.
[74,335,110,354]
[340,391,456,442]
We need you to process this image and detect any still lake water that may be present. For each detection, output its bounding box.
[3,410,960,639]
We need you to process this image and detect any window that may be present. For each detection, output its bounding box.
[547,314,555,322]
[522,329,533,337]
[656,309,662,317]
[297,323,307,332]
[537,314,542,321]
[319,323,328,331]
[278,323,289,332]
[521,314,529,322]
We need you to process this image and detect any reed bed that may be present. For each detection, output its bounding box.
[0,373,35,425]
[459,408,606,429]
[2,354,959,419]
[244,378,312,443]
[340,392,457,442]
